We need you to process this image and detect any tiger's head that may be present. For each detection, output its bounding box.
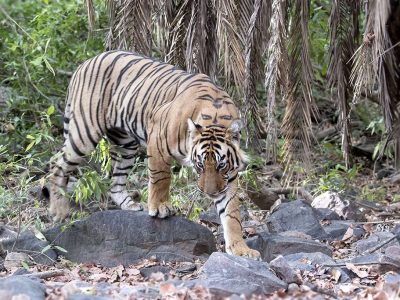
[187,118,247,198]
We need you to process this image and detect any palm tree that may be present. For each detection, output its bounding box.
[85,0,400,174]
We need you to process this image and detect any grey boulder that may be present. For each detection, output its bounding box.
[0,276,45,300]
[246,232,332,262]
[44,210,216,267]
[266,200,326,239]
[199,252,287,296]
[0,226,57,265]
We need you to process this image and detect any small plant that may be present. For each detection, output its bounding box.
[313,164,360,195]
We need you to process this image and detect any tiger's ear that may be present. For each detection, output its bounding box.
[187,118,203,136]
[227,119,243,142]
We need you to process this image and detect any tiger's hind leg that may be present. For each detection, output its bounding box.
[49,124,99,222]
[108,129,143,211]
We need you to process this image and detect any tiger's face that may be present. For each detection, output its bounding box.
[187,119,246,198]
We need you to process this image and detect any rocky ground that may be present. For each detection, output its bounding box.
[1,186,400,299]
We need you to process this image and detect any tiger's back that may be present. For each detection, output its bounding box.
[65,51,238,153]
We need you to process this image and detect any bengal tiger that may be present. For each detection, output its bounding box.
[49,50,260,259]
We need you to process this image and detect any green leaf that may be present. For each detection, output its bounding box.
[30,56,43,67]
[41,244,52,253]
[47,105,55,116]
[21,261,30,270]
[26,141,35,151]
[34,230,47,241]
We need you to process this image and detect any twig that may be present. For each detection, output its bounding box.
[352,220,400,225]
[265,187,313,203]
[322,261,400,268]
[23,269,64,279]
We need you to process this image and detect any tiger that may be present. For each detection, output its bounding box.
[49,50,260,259]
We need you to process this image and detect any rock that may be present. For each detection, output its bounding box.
[269,255,302,284]
[315,208,341,221]
[175,262,197,274]
[312,192,347,218]
[383,272,400,286]
[4,252,32,271]
[322,221,365,241]
[0,225,18,241]
[247,232,332,262]
[0,229,57,265]
[284,252,334,272]
[377,167,395,179]
[44,211,216,267]
[389,173,400,184]
[266,200,326,239]
[284,252,350,283]
[287,283,300,293]
[385,245,400,258]
[247,186,279,210]
[200,252,287,296]
[350,253,400,273]
[0,276,45,300]
[140,266,170,279]
[355,232,399,254]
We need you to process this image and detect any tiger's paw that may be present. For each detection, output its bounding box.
[121,198,143,211]
[227,243,261,260]
[148,202,175,218]
[49,196,70,222]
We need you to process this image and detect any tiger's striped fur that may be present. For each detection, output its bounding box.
[49,50,260,258]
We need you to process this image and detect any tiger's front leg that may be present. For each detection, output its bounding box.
[216,179,261,259]
[147,154,175,218]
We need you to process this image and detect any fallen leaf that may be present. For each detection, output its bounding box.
[342,226,354,241]
[160,283,177,296]
[330,268,341,283]
[363,223,375,234]
[126,268,140,276]
[339,283,358,294]
[345,263,369,278]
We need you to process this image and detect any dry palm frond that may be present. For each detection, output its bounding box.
[216,0,252,94]
[328,0,360,168]
[106,0,154,55]
[243,0,266,143]
[281,0,316,176]
[264,0,288,163]
[351,0,400,166]
[165,0,192,69]
[185,0,218,79]
[85,0,96,34]
[351,0,397,128]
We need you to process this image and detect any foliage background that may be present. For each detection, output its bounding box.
[0,0,398,222]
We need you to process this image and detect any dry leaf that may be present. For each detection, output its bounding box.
[244,226,257,236]
[330,268,342,283]
[126,268,140,276]
[339,283,358,294]
[363,223,375,234]
[345,263,369,278]
[342,226,354,241]
[160,283,178,296]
